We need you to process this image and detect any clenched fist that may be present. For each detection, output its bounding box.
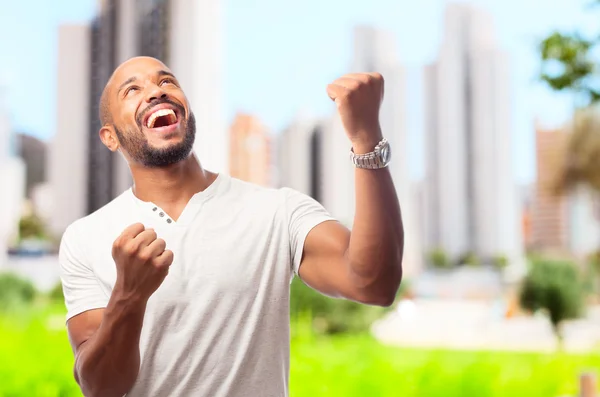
[112,223,173,302]
[326,72,384,153]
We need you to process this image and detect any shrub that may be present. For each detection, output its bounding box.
[457,251,480,267]
[492,254,509,270]
[49,282,65,304]
[519,259,584,348]
[427,248,451,269]
[0,272,37,312]
[19,213,49,241]
[290,278,387,335]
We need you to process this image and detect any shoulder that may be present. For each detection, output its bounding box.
[61,190,134,246]
[223,175,286,204]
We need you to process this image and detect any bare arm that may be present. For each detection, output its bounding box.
[298,72,403,306]
[299,163,403,306]
[68,295,146,397]
[65,223,173,397]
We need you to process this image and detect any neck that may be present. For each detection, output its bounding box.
[129,154,216,207]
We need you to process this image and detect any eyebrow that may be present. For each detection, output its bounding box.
[158,70,176,79]
[118,77,137,93]
[117,70,176,94]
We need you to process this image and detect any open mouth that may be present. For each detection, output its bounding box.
[146,108,178,129]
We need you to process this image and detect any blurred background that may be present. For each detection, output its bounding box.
[1,0,600,396]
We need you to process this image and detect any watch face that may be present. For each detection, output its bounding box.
[381,144,391,163]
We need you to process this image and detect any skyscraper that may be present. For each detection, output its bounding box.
[278,115,322,198]
[0,93,26,265]
[50,24,91,236]
[531,121,600,256]
[424,4,522,264]
[229,113,271,186]
[169,0,226,174]
[531,123,569,252]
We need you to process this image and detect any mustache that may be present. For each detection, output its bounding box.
[136,98,186,127]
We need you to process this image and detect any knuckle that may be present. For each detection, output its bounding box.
[138,251,152,262]
[124,242,139,256]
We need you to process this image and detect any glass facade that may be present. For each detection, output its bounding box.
[87,0,117,214]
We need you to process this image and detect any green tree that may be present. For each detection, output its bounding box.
[18,213,48,241]
[0,273,37,312]
[289,278,386,335]
[519,260,584,349]
[427,248,451,269]
[492,254,509,270]
[539,5,600,261]
[458,251,480,267]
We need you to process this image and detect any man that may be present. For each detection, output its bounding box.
[59,56,403,397]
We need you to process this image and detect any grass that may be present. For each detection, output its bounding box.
[291,333,600,397]
[0,308,599,397]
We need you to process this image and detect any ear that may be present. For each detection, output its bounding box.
[99,125,119,152]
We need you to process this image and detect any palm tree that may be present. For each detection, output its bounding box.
[539,14,600,260]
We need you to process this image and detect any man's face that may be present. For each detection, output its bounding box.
[106,57,195,167]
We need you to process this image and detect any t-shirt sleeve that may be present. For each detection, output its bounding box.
[58,224,109,322]
[282,188,336,277]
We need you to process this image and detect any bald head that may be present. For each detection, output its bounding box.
[99,56,171,126]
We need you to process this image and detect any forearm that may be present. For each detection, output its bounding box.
[346,135,404,303]
[75,292,146,397]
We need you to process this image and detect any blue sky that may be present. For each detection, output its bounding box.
[0,0,597,182]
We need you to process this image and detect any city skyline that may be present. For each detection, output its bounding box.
[423,4,523,263]
[1,0,597,185]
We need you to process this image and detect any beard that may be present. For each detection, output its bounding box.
[114,100,196,168]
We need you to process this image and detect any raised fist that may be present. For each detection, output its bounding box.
[111,223,173,301]
[326,72,385,153]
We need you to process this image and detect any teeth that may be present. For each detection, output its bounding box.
[147,109,176,128]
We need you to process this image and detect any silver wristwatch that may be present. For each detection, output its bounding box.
[349,138,391,169]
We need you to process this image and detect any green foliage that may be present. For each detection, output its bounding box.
[0,273,37,312]
[492,254,509,270]
[539,31,598,103]
[49,282,64,304]
[457,251,481,267]
[289,278,387,335]
[519,260,584,343]
[538,7,600,201]
[427,248,451,269]
[19,213,49,241]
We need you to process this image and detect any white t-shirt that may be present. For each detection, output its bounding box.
[58,174,334,397]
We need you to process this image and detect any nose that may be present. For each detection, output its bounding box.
[145,84,167,103]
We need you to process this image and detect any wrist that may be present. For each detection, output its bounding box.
[111,282,148,312]
[350,131,384,154]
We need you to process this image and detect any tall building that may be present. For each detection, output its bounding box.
[531,122,600,256]
[169,0,226,174]
[229,113,271,186]
[0,93,26,266]
[424,4,523,265]
[16,133,47,198]
[50,24,91,236]
[530,124,569,252]
[50,0,224,235]
[278,115,322,198]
